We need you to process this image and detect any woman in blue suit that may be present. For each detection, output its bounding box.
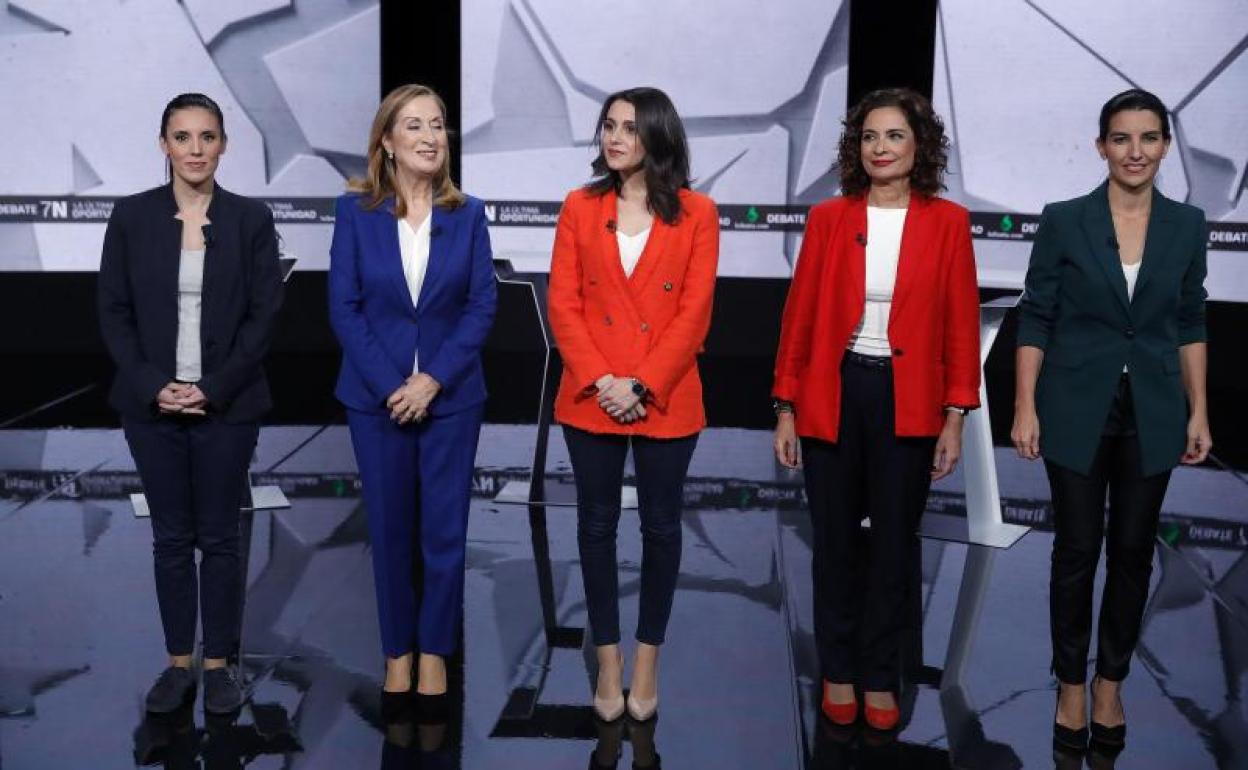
[329,84,497,719]
[1012,89,1211,752]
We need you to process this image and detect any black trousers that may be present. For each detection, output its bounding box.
[1047,375,1171,684]
[123,415,259,659]
[563,426,699,646]
[801,354,936,691]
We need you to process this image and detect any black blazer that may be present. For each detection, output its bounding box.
[1017,182,1207,476]
[97,183,283,422]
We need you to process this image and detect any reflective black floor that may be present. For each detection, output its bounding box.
[1,423,1245,769]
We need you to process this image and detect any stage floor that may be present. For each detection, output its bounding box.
[1,424,1245,769]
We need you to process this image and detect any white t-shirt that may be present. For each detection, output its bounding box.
[617,226,651,278]
[174,248,205,382]
[848,206,907,356]
[398,215,432,373]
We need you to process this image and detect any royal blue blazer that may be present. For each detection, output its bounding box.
[328,193,497,416]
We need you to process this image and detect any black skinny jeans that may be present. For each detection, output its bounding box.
[1047,375,1171,684]
[563,426,699,647]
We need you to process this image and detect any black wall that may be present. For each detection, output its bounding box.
[2,0,1244,469]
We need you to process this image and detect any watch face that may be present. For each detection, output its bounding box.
[631,380,646,396]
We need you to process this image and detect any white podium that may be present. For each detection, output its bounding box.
[919,295,1030,548]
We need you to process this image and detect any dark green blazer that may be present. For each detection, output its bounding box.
[1017,182,1207,477]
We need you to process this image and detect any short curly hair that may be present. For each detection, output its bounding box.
[836,88,949,198]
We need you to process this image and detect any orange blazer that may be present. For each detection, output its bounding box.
[773,194,981,440]
[549,187,720,437]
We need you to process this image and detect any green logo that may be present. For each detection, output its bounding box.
[1000,214,1014,233]
[746,206,760,224]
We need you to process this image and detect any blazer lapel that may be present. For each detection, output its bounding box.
[626,210,672,294]
[1080,183,1131,317]
[1132,187,1177,302]
[889,194,927,317]
[845,196,867,314]
[374,198,416,316]
[416,206,448,313]
[598,190,633,305]
[157,184,183,322]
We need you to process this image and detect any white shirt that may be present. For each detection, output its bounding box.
[848,206,908,357]
[398,215,432,373]
[174,248,205,382]
[1122,260,1141,373]
[617,226,651,278]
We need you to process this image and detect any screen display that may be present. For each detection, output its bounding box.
[935,0,1248,301]
[462,0,851,278]
[0,0,377,271]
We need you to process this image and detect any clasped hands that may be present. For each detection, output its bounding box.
[387,372,441,425]
[157,382,208,415]
[595,374,646,424]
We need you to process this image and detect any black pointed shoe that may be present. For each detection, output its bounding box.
[203,667,246,714]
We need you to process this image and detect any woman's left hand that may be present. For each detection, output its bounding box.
[1180,414,1212,465]
[597,377,641,420]
[387,373,441,424]
[931,412,964,480]
[172,384,208,415]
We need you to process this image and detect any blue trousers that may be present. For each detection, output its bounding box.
[123,415,258,659]
[348,405,483,658]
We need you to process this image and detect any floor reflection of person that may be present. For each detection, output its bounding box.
[772,88,981,731]
[99,93,283,716]
[329,84,497,720]
[547,87,719,723]
[1011,89,1211,753]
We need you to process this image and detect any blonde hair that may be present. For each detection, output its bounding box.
[349,84,465,216]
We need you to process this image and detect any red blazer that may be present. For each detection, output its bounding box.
[773,194,981,439]
[549,187,719,437]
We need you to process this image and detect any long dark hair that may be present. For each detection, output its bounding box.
[836,87,948,198]
[1098,88,1171,141]
[584,87,691,225]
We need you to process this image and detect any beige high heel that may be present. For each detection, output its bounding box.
[593,650,625,721]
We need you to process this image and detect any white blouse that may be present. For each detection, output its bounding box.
[398,215,432,373]
[617,226,651,278]
[174,248,205,382]
[848,206,908,357]
[1122,260,1142,373]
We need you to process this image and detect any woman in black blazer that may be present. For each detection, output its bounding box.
[98,93,283,715]
[1011,89,1211,752]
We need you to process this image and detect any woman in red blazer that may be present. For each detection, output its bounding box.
[772,88,980,730]
[548,87,719,723]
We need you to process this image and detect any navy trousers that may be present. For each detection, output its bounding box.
[348,405,483,658]
[123,415,259,659]
[563,426,699,647]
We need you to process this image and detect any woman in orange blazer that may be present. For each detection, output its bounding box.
[548,86,719,723]
[772,88,980,731]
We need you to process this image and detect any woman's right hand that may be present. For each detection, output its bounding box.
[774,413,800,469]
[156,382,187,414]
[1011,406,1041,460]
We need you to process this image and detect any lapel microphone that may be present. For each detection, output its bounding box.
[201,224,214,247]
[855,232,867,246]
[606,219,617,233]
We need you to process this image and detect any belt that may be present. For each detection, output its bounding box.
[843,350,892,368]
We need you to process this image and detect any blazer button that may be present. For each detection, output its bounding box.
[640,322,649,332]
[663,282,673,291]
[1125,327,1135,338]
[605,315,613,326]
[589,278,598,286]
[893,348,904,356]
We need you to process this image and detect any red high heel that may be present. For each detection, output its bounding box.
[821,681,858,725]
[863,696,900,731]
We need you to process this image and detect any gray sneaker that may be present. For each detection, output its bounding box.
[145,666,196,713]
[203,667,246,714]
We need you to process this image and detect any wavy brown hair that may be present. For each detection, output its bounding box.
[835,88,949,198]
[349,84,465,216]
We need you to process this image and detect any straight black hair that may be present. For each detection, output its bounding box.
[160,92,226,139]
[585,87,691,225]
[1098,88,1170,141]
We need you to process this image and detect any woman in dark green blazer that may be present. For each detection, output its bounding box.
[1011,89,1211,752]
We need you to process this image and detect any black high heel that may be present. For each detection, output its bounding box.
[1089,676,1126,748]
[1052,687,1088,752]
